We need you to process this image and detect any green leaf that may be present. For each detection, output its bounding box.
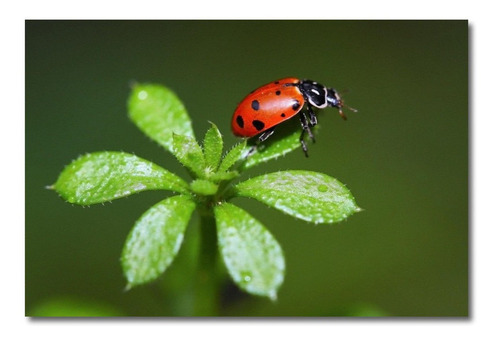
[121,195,196,287]
[218,140,247,172]
[190,179,218,196]
[241,126,317,170]
[203,123,223,171]
[53,152,189,205]
[172,133,207,177]
[214,202,285,300]
[128,83,195,154]
[234,170,360,224]
[208,170,240,182]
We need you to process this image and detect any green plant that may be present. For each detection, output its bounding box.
[50,83,360,314]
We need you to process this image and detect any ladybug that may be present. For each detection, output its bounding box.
[231,77,355,156]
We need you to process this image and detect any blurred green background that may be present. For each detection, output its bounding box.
[26,20,468,316]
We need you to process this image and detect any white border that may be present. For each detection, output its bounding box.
[4,1,499,341]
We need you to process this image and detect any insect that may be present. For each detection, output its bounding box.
[231,77,355,157]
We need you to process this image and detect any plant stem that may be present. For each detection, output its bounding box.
[193,206,220,316]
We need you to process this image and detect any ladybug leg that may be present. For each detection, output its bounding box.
[305,104,317,144]
[258,128,275,143]
[299,129,309,157]
[299,112,315,157]
[300,111,316,143]
[245,127,275,158]
[307,102,318,127]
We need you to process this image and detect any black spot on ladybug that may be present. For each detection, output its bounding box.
[275,90,281,96]
[281,113,286,117]
[236,115,244,128]
[292,100,301,111]
[251,100,260,111]
[274,81,280,84]
[252,120,265,131]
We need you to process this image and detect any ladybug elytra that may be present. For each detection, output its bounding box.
[231,77,355,157]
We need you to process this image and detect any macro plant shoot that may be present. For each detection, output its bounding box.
[50,81,360,315]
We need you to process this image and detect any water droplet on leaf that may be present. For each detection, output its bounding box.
[138,90,148,100]
[318,184,328,192]
[241,271,252,283]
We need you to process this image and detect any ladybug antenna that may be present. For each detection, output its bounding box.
[338,106,347,120]
[329,88,357,120]
[338,101,358,121]
[345,103,358,113]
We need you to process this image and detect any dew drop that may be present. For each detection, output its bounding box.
[138,90,148,100]
[318,184,328,192]
[241,271,252,283]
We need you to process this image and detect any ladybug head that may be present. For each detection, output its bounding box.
[326,88,357,120]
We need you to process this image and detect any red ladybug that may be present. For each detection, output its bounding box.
[232,77,355,156]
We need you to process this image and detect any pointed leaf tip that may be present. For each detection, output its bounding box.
[218,140,247,172]
[172,133,206,177]
[128,84,195,154]
[53,151,189,205]
[234,170,359,224]
[215,203,285,299]
[121,195,196,287]
[203,123,224,171]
